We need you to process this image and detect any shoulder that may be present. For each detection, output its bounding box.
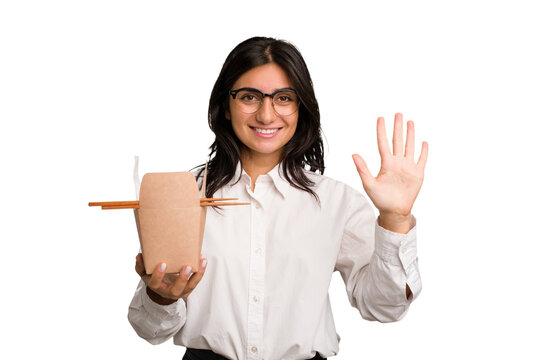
[302,170,376,230]
[303,169,359,194]
[302,169,370,209]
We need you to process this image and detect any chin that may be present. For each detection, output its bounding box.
[251,146,283,156]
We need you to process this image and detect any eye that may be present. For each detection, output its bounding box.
[241,95,256,101]
[238,91,262,103]
[274,92,297,104]
[277,95,292,102]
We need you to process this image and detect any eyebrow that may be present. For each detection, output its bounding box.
[235,87,296,93]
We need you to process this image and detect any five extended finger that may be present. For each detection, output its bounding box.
[417,141,429,170]
[404,120,415,159]
[352,154,374,186]
[376,117,391,160]
[393,113,404,156]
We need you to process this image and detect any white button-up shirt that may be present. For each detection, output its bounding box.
[128,163,421,360]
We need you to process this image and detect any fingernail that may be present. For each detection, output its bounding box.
[159,263,166,272]
[184,266,192,275]
[202,259,207,268]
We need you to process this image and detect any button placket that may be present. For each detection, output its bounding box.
[246,193,265,359]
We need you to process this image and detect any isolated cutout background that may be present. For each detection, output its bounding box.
[1,1,539,359]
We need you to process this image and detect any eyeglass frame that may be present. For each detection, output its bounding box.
[228,87,299,115]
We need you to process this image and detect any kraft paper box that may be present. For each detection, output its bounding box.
[90,161,246,274]
[134,172,207,274]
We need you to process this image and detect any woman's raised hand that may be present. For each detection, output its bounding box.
[135,253,207,305]
[352,113,428,232]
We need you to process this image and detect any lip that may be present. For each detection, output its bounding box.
[250,126,282,139]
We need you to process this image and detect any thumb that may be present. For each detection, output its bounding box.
[352,154,374,186]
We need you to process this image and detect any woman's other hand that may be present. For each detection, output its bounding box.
[352,113,428,233]
[135,253,207,305]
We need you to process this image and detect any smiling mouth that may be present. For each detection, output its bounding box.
[250,127,281,134]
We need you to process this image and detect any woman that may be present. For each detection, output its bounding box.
[128,36,428,360]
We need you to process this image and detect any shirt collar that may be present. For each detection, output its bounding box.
[230,161,290,199]
[267,163,289,199]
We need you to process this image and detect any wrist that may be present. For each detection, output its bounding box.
[378,212,411,234]
[146,286,178,306]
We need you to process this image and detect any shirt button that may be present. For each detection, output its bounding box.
[255,248,262,255]
[400,247,407,254]
[255,203,261,209]
[251,346,258,353]
[253,296,259,303]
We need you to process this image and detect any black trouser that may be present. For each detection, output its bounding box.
[183,348,326,360]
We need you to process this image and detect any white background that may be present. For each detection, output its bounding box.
[1,0,539,358]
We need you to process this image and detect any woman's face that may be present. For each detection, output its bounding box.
[227,63,298,163]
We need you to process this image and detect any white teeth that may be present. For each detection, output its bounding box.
[254,128,278,134]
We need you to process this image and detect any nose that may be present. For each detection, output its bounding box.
[256,96,275,124]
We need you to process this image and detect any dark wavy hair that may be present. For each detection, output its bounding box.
[195,36,324,200]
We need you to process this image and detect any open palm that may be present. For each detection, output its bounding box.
[352,113,428,219]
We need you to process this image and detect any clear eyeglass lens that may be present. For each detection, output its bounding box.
[235,90,298,116]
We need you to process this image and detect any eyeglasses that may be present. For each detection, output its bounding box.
[229,87,299,116]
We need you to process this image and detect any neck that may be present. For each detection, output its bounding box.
[241,149,281,191]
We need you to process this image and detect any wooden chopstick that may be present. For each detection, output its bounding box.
[90,199,249,209]
[90,198,239,208]
[200,202,250,207]
[89,201,139,207]
[102,204,139,210]
[100,202,248,209]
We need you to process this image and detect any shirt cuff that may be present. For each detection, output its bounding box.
[140,283,185,319]
[374,215,421,298]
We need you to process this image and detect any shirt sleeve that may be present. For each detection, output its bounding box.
[334,190,422,323]
[127,279,187,344]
